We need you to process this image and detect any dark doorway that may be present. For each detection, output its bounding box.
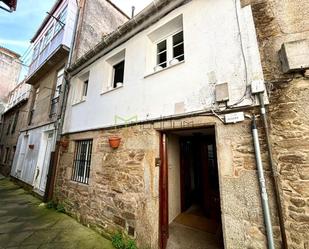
[180,135,221,222]
[159,128,224,249]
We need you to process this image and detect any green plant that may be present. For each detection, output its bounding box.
[126,239,137,249]
[111,232,137,249]
[56,203,66,213]
[46,201,55,209]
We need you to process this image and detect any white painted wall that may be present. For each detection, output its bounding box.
[168,135,181,224]
[11,124,56,189]
[64,0,263,134]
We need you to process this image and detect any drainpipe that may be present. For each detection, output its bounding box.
[252,115,275,249]
[258,93,288,249]
[45,3,81,201]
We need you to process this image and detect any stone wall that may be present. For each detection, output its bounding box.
[241,0,309,247]
[55,115,280,248]
[73,0,128,62]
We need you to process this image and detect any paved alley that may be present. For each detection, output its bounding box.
[0,176,114,249]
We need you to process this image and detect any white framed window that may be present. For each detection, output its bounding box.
[147,15,184,73]
[55,7,67,34]
[103,49,126,92]
[154,30,184,71]
[82,79,88,97]
[72,71,89,104]
[42,25,54,51]
[112,60,125,88]
[72,139,93,184]
[50,67,64,116]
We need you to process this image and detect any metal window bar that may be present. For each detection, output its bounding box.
[72,140,92,184]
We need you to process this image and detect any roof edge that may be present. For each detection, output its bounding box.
[69,0,190,75]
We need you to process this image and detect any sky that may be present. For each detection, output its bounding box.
[0,0,153,57]
[0,0,152,79]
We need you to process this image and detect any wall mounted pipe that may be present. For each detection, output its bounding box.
[258,93,288,249]
[252,115,275,249]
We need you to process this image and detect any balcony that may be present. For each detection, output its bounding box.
[4,91,30,113]
[27,28,69,84]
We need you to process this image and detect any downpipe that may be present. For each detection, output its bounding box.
[252,115,275,249]
[258,93,288,249]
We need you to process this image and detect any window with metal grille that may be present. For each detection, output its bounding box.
[72,140,93,184]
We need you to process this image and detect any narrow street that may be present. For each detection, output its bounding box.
[0,176,114,249]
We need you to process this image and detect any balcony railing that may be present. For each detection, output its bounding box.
[28,28,65,77]
[4,91,30,112]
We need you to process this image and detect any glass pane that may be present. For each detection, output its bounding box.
[173,31,183,46]
[157,51,167,68]
[113,60,125,87]
[157,40,166,53]
[173,43,184,61]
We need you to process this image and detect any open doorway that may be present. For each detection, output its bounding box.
[159,128,224,249]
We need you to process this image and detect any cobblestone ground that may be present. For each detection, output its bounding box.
[0,176,114,249]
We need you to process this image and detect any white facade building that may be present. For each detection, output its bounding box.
[64,0,264,133]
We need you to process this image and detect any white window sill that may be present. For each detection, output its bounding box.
[100,85,123,95]
[72,99,86,106]
[144,60,185,79]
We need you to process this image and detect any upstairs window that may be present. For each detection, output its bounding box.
[55,7,67,34]
[148,15,184,73]
[50,68,64,117]
[83,79,88,97]
[113,60,125,88]
[11,111,19,134]
[29,87,39,125]
[42,25,54,50]
[155,30,184,71]
[172,31,184,62]
[157,40,167,68]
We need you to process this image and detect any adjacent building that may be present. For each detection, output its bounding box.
[0,80,31,176]
[10,0,78,196]
[0,46,22,113]
[10,0,129,198]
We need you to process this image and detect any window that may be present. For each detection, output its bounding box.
[148,15,184,73]
[157,40,167,68]
[113,60,125,88]
[155,31,184,71]
[29,87,39,125]
[172,31,184,62]
[55,7,67,34]
[4,147,10,163]
[42,25,54,50]
[6,122,11,135]
[83,80,88,97]
[72,140,93,184]
[11,111,19,134]
[50,68,64,116]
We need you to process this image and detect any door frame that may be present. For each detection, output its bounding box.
[159,132,169,249]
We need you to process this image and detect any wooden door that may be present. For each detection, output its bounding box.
[159,133,168,249]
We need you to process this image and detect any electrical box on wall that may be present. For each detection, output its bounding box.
[251,80,265,94]
[279,39,309,73]
[215,82,229,103]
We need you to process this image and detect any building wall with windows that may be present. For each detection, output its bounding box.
[0,82,31,176]
[0,47,22,113]
[64,0,264,134]
[54,1,284,249]
[27,60,66,128]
